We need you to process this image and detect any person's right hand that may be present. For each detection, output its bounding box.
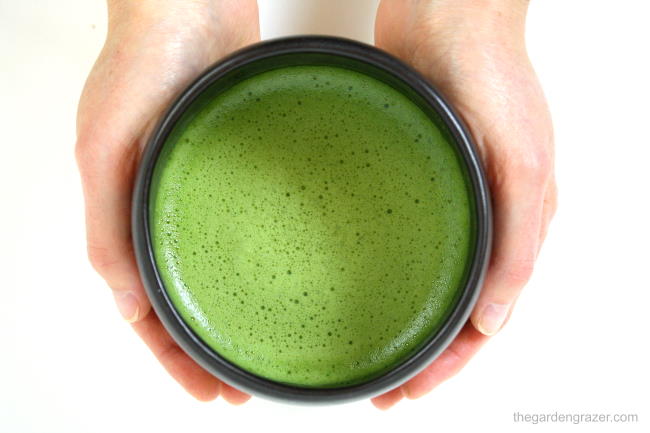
[75,0,259,403]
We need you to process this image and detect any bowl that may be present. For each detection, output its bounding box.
[132,36,492,404]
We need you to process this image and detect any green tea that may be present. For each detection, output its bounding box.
[149,65,474,387]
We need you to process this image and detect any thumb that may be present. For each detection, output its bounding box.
[471,160,549,335]
[74,39,172,323]
[75,121,152,323]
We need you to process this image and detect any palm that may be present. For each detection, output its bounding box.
[375,1,552,181]
[372,0,556,409]
[78,3,259,150]
[76,1,259,402]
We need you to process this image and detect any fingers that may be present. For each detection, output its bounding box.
[132,310,252,404]
[470,161,550,336]
[131,310,222,401]
[76,132,152,323]
[401,322,488,399]
[370,323,488,408]
[371,387,404,410]
[75,44,164,324]
[221,383,252,405]
[76,97,251,405]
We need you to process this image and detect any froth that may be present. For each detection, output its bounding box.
[149,65,474,387]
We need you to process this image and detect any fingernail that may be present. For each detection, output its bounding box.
[477,303,510,336]
[113,291,140,323]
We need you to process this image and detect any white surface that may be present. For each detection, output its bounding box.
[0,0,648,432]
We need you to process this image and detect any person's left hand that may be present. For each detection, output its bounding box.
[372,0,557,409]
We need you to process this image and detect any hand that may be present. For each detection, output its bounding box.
[75,0,259,403]
[372,0,557,409]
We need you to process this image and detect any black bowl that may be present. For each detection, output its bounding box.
[132,36,492,404]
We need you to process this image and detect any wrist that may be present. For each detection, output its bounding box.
[106,0,220,30]
[427,0,529,39]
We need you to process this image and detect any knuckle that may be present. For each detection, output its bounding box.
[75,132,99,175]
[503,258,536,288]
[512,150,553,184]
[75,131,120,172]
[87,244,120,277]
[74,137,88,168]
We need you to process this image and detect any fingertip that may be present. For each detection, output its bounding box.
[172,354,222,402]
[402,347,462,400]
[402,323,489,399]
[402,382,423,400]
[112,290,152,323]
[469,313,484,336]
[132,297,152,323]
[371,387,404,410]
[192,381,222,402]
[112,291,139,322]
[402,380,438,400]
[402,375,431,400]
[471,303,511,336]
[131,313,222,402]
[221,383,251,405]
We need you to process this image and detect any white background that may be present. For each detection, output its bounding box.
[1,1,648,432]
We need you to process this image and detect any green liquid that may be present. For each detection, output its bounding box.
[149,65,474,387]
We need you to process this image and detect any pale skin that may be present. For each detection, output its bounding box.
[76,0,556,409]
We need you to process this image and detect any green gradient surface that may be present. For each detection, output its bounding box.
[150,65,474,387]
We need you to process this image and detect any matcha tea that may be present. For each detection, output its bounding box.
[149,65,474,387]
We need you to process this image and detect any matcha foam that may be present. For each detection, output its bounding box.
[149,65,475,387]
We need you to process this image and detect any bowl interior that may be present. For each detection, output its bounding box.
[133,37,491,404]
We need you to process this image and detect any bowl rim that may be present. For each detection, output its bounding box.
[132,35,492,404]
